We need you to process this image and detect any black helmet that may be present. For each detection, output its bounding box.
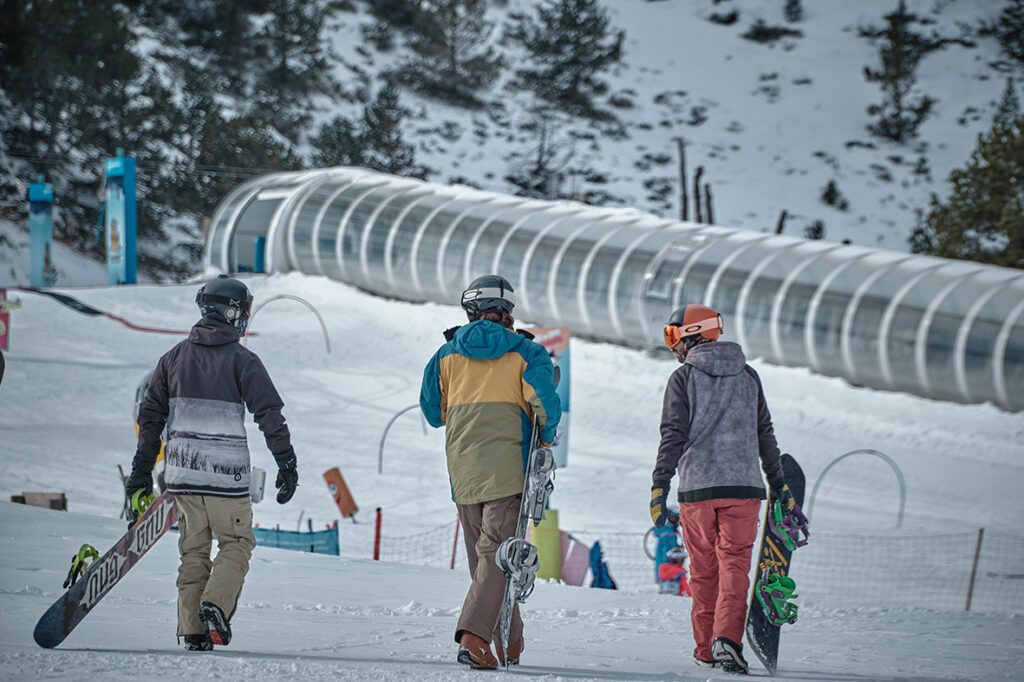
[196,275,253,336]
[461,274,515,321]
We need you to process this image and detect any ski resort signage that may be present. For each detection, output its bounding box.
[28,175,55,287]
[526,326,570,468]
[104,150,137,285]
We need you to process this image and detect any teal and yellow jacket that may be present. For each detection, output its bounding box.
[420,320,561,505]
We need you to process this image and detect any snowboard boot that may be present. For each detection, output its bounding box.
[495,637,524,666]
[199,602,232,646]
[711,636,749,674]
[184,634,213,651]
[694,654,719,668]
[456,632,499,670]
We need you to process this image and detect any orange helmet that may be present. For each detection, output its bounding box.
[663,304,723,350]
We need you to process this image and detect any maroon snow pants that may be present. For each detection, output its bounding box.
[678,498,761,660]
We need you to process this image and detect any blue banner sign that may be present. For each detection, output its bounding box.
[104,153,137,284]
[28,178,55,287]
[254,526,340,556]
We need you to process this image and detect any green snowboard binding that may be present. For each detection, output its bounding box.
[63,544,99,588]
[755,569,799,626]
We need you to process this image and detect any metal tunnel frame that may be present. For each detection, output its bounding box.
[204,167,1024,412]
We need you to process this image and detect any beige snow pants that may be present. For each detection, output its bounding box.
[175,494,255,636]
[455,494,524,646]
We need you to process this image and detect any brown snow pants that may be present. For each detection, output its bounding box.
[455,494,524,647]
[679,498,761,661]
[175,494,255,637]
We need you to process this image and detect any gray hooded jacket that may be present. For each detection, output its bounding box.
[653,341,783,503]
[135,314,292,497]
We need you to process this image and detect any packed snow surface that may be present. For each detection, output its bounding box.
[1,272,1022,680]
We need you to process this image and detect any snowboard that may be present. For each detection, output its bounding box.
[745,453,806,675]
[494,366,560,662]
[33,491,178,648]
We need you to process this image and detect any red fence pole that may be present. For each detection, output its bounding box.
[966,528,984,611]
[450,517,461,570]
[373,507,383,561]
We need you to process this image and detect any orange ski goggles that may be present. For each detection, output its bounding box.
[663,316,723,349]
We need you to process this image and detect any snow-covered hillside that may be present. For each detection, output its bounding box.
[2,1,1019,288]
[322,0,1014,249]
[1,272,1022,679]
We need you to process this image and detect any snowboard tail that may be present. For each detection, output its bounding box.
[745,453,806,675]
[33,491,178,648]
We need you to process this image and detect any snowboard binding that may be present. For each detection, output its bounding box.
[769,499,809,552]
[128,489,156,527]
[495,537,540,602]
[63,544,99,589]
[755,569,799,626]
[526,447,556,526]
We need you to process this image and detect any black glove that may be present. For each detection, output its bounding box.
[125,464,153,499]
[770,481,796,512]
[273,449,298,504]
[650,481,678,528]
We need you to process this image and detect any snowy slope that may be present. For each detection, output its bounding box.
[1,273,1022,679]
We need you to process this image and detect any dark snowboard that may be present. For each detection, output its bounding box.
[745,453,806,675]
[33,491,178,648]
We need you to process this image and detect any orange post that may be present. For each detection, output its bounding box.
[323,467,359,521]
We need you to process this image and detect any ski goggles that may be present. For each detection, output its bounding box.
[663,316,723,349]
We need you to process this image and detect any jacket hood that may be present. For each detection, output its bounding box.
[189,314,240,346]
[685,341,746,377]
[450,320,524,360]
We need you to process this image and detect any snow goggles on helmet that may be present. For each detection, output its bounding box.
[663,315,723,349]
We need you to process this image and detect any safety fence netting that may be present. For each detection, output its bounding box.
[377,521,1024,615]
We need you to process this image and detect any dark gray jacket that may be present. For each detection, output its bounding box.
[135,315,291,497]
[653,341,783,503]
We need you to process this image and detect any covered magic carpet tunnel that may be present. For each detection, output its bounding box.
[202,166,1024,412]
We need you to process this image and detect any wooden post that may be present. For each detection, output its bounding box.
[694,166,704,223]
[374,507,382,561]
[776,210,788,234]
[965,528,984,611]
[450,517,461,570]
[676,138,689,221]
[704,183,714,225]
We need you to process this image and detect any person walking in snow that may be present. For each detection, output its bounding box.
[125,275,299,652]
[650,304,790,674]
[420,274,561,670]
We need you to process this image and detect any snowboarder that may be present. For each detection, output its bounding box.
[125,275,299,651]
[650,304,791,674]
[658,546,691,597]
[420,274,561,670]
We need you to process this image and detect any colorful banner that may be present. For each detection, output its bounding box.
[104,154,137,285]
[526,326,570,468]
[28,178,54,287]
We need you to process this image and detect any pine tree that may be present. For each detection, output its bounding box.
[863,0,935,143]
[919,82,1024,269]
[784,0,803,23]
[312,116,366,168]
[513,0,625,117]
[401,0,501,107]
[361,85,420,177]
[996,0,1024,64]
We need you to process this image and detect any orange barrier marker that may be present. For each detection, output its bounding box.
[323,467,359,521]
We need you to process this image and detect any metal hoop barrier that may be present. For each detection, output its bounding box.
[378,404,423,475]
[244,294,331,353]
[807,448,906,528]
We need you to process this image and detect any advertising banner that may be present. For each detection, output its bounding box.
[104,154,137,285]
[526,326,570,468]
[28,178,54,287]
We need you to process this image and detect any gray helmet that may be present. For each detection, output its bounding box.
[461,274,515,320]
[196,275,253,336]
